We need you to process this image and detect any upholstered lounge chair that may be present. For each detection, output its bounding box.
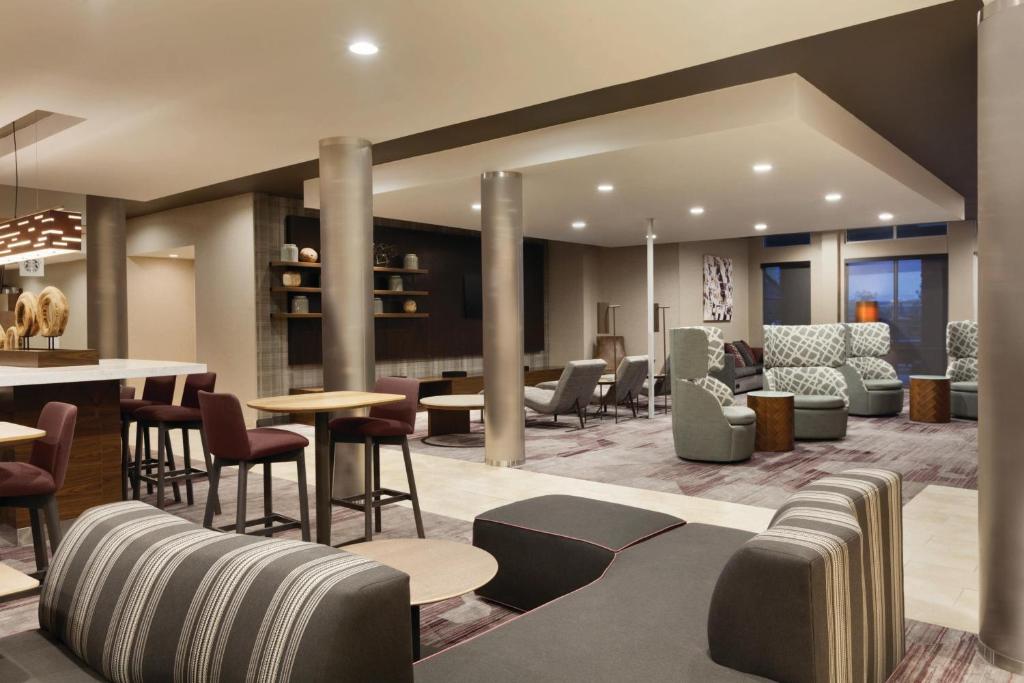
[840,322,904,416]
[525,359,606,428]
[671,327,755,463]
[946,320,978,419]
[639,356,670,406]
[763,323,849,440]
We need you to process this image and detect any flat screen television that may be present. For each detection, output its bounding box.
[463,273,482,319]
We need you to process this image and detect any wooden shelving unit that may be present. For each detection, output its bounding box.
[271,286,322,294]
[373,266,429,274]
[271,312,323,319]
[270,260,320,269]
[373,289,429,296]
[375,313,429,319]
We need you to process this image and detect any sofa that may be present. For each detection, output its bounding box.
[840,322,905,417]
[671,326,756,463]
[711,340,764,394]
[946,320,978,420]
[417,468,905,682]
[0,501,414,682]
[763,323,850,440]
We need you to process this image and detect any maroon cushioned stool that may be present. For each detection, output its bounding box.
[120,375,176,501]
[329,377,424,544]
[198,391,310,540]
[0,402,77,573]
[134,373,219,511]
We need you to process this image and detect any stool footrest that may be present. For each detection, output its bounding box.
[210,513,302,537]
[332,488,411,512]
[137,466,210,486]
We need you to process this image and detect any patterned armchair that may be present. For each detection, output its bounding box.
[670,326,755,462]
[840,322,904,416]
[946,320,978,419]
[763,323,849,439]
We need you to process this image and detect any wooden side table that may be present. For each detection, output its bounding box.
[747,391,795,452]
[909,375,951,423]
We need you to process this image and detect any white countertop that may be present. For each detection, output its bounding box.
[0,359,208,387]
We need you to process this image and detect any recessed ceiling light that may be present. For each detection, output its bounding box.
[754,223,768,231]
[169,253,179,258]
[471,203,481,211]
[825,192,842,202]
[348,41,379,56]
[572,221,587,229]
[878,212,894,221]
[597,183,614,193]
[689,206,705,215]
[752,163,773,173]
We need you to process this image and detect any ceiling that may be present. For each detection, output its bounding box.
[306,76,963,247]
[0,0,951,206]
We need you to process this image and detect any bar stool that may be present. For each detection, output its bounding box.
[120,375,177,501]
[329,377,424,543]
[133,373,218,510]
[0,402,77,572]
[198,391,310,540]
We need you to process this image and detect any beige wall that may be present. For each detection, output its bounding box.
[127,194,258,423]
[5,258,88,349]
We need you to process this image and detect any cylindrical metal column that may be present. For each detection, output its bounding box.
[978,0,1024,673]
[481,171,525,467]
[85,195,128,358]
[319,136,375,497]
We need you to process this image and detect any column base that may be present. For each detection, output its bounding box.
[979,638,1024,675]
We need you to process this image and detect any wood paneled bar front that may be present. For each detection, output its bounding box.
[0,359,206,541]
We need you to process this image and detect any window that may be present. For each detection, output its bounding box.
[847,226,894,242]
[763,232,811,248]
[763,262,811,326]
[896,222,947,239]
[846,255,948,379]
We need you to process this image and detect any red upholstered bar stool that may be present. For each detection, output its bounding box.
[329,377,424,543]
[133,373,219,510]
[0,402,77,572]
[198,391,310,540]
[120,375,177,501]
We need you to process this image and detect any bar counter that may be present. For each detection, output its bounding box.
[0,359,206,537]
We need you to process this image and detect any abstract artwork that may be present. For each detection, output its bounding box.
[703,255,733,322]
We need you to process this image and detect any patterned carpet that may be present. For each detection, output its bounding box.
[410,396,978,508]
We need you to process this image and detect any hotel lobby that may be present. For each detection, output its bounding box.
[0,1,1019,681]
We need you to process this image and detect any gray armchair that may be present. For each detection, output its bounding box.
[592,355,648,418]
[763,323,849,440]
[525,359,607,428]
[839,322,904,416]
[946,320,978,419]
[671,326,755,463]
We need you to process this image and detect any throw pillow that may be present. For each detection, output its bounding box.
[734,340,757,367]
[724,342,746,368]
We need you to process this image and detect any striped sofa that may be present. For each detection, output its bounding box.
[0,501,413,682]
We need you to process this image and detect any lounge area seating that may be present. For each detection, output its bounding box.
[588,355,648,418]
[946,320,978,420]
[763,323,849,440]
[416,468,905,682]
[840,322,904,416]
[525,359,606,427]
[711,340,764,394]
[671,326,756,463]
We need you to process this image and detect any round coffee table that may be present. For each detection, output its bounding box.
[746,391,795,452]
[419,394,485,446]
[909,375,951,423]
[346,538,498,659]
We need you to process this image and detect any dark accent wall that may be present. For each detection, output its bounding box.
[282,215,545,365]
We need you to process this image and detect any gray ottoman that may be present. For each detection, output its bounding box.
[793,395,848,440]
[473,495,684,611]
[951,381,978,419]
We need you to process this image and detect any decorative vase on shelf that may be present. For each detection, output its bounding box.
[374,298,384,315]
[298,247,319,263]
[291,296,309,314]
[281,271,302,287]
[403,253,419,270]
[403,299,418,314]
[388,275,404,292]
[281,243,299,262]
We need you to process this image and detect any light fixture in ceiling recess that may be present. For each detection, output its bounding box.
[825,192,842,202]
[597,184,614,193]
[752,162,773,173]
[571,221,587,229]
[754,223,768,231]
[689,206,705,215]
[878,212,894,221]
[169,254,180,258]
[348,41,379,56]
[471,203,481,211]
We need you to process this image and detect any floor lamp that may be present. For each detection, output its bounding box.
[608,304,621,377]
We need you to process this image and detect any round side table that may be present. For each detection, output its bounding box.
[909,375,951,423]
[747,391,795,452]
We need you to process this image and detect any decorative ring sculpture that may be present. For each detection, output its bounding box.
[14,292,40,337]
[37,286,69,337]
[6,326,20,350]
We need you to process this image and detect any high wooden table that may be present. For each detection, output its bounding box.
[0,422,46,447]
[247,391,404,545]
[346,538,498,659]
[909,375,951,423]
